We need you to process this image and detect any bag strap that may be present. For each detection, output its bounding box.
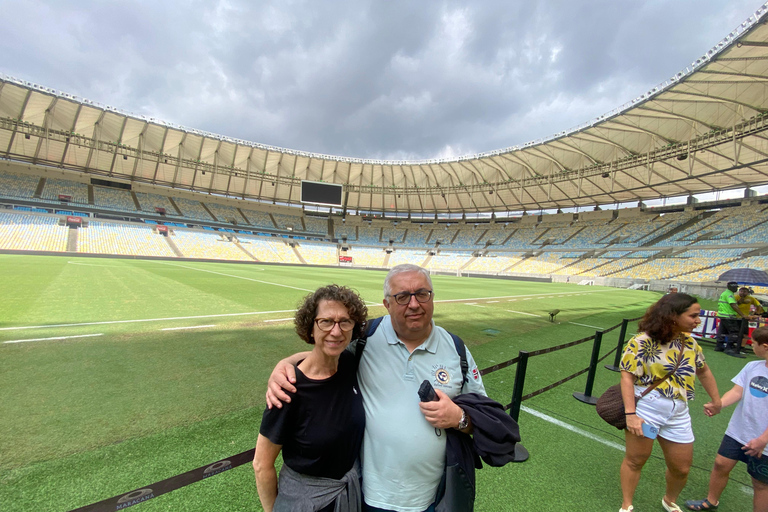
[638,343,684,398]
[355,317,469,385]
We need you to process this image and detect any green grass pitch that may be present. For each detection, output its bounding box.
[0,254,756,511]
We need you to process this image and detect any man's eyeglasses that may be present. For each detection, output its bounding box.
[388,289,433,305]
[314,318,355,332]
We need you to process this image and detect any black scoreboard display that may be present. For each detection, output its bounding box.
[301,180,342,207]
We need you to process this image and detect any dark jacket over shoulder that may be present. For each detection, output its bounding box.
[435,393,521,512]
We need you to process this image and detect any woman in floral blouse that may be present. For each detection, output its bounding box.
[618,293,722,512]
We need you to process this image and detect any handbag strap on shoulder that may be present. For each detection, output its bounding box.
[638,341,684,398]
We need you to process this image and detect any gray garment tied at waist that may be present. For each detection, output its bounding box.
[273,460,361,512]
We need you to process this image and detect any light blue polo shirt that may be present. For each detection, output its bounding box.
[356,316,486,512]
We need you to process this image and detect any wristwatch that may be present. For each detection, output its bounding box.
[457,408,469,430]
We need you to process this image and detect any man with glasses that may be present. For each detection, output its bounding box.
[266,264,486,512]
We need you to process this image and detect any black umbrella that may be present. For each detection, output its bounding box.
[717,268,768,286]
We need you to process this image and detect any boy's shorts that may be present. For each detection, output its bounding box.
[717,434,768,484]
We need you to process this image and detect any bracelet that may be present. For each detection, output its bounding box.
[625,412,636,415]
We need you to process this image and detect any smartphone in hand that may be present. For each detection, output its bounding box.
[641,421,658,439]
[418,380,438,402]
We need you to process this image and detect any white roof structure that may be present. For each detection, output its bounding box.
[2,5,768,215]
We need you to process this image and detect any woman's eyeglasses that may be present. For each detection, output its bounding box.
[314,318,355,332]
[388,290,433,305]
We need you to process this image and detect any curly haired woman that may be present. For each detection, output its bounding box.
[618,293,722,512]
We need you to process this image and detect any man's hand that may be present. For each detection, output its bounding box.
[742,437,768,458]
[265,360,298,409]
[418,389,463,429]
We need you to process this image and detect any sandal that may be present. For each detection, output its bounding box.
[684,499,718,511]
[662,499,683,512]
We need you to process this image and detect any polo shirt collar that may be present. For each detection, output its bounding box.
[386,316,438,353]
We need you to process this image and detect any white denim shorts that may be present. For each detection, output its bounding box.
[634,385,694,444]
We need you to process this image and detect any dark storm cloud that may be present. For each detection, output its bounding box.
[0,0,762,160]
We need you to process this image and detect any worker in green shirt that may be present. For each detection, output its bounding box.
[716,281,753,358]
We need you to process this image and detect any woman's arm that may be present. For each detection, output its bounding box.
[620,370,643,436]
[696,363,722,417]
[253,434,283,512]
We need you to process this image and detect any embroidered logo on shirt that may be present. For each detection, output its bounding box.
[434,365,451,385]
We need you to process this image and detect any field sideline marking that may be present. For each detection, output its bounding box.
[0,291,608,332]
[521,405,625,450]
[160,325,216,331]
[0,310,298,331]
[506,310,542,317]
[3,333,104,344]
[569,322,605,330]
[264,318,294,323]
[521,405,754,496]
[436,290,607,304]
[155,262,317,292]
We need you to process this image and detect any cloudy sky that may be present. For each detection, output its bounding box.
[1,0,763,162]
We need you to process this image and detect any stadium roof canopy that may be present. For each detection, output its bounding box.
[3,6,768,215]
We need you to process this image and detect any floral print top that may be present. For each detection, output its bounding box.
[619,332,705,401]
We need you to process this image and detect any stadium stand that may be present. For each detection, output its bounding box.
[79,221,175,257]
[205,202,244,224]
[0,212,68,252]
[303,216,329,236]
[171,197,214,222]
[345,246,387,267]
[381,226,405,244]
[428,251,472,270]
[134,192,176,214]
[0,171,39,200]
[239,208,275,229]
[464,253,525,273]
[2,170,767,288]
[399,226,429,247]
[92,186,137,212]
[356,225,381,245]
[334,224,358,241]
[271,212,303,231]
[171,230,253,261]
[297,242,337,265]
[237,235,301,264]
[41,178,89,204]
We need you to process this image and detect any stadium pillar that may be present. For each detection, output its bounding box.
[573,331,603,405]
[605,318,629,372]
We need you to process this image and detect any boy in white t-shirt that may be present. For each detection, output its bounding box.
[685,326,768,512]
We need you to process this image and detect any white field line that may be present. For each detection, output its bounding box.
[0,290,608,332]
[3,333,104,344]
[264,318,294,323]
[155,262,316,292]
[505,310,542,317]
[160,325,216,331]
[434,290,608,304]
[569,322,606,330]
[520,405,754,496]
[520,405,625,451]
[0,309,297,331]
